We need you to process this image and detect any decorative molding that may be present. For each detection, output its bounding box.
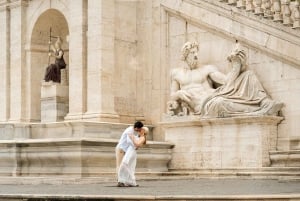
[0,0,9,11]
[0,0,28,10]
[8,0,28,9]
[161,0,300,69]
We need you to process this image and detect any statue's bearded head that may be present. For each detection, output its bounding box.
[181,41,199,69]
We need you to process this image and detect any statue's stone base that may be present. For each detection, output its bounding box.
[41,82,69,123]
[160,116,283,169]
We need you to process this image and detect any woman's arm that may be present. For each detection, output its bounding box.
[129,134,145,147]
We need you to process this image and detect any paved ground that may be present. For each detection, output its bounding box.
[0,178,300,200]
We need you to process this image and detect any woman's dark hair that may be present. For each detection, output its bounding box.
[134,121,144,129]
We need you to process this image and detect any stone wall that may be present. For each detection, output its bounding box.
[0,0,299,152]
[153,0,300,150]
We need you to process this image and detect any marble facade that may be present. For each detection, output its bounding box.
[161,116,283,169]
[0,0,300,178]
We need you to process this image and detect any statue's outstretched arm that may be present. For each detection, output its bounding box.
[225,61,241,87]
[209,71,226,85]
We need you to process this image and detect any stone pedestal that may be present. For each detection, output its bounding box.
[160,116,283,169]
[0,121,173,177]
[41,82,69,123]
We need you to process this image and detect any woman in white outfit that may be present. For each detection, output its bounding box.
[117,126,148,187]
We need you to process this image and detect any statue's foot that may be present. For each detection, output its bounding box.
[266,101,284,116]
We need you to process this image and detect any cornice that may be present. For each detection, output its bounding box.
[0,0,9,11]
[0,0,28,11]
[9,0,28,9]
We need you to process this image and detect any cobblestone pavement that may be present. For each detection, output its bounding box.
[0,178,300,200]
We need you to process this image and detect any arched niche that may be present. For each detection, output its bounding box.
[28,9,69,122]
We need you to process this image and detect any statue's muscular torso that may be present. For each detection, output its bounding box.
[170,65,223,113]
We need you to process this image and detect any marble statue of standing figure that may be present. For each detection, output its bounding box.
[44,36,66,83]
[167,41,226,116]
[202,42,284,117]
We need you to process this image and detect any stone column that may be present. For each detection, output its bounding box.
[0,2,10,122]
[82,0,119,122]
[9,0,27,122]
[64,0,87,121]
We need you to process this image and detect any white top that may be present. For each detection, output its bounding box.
[116,126,138,152]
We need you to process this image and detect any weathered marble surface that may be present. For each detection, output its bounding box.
[161,116,283,169]
[0,138,173,176]
[167,41,226,116]
[41,82,69,123]
[0,122,173,176]
[167,41,283,118]
[202,43,284,117]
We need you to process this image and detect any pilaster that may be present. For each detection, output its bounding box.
[0,1,10,122]
[64,0,87,121]
[83,0,119,122]
[8,0,27,122]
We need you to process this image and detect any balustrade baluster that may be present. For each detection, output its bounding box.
[237,0,246,8]
[254,0,264,15]
[292,0,300,29]
[273,0,283,22]
[246,0,255,11]
[282,0,293,26]
[263,0,273,18]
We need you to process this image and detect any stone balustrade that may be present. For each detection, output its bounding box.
[219,0,300,30]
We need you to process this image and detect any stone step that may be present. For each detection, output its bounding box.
[0,194,300,201]
[1,167,300,185]
[164,168,300,180]
[290,137,300,150]
[270,150,300,167]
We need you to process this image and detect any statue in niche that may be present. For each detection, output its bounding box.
[167,41,226,116]
[44,36,66,83]
[201,42,284,117]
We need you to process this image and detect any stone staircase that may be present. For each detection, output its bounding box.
[270,137,300,167]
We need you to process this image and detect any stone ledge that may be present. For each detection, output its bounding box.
[161,115,284,126]
[270,150,300,167]
[0,138,174,176]
[290,136,300,150]
[0,138,174,149]
[0,121,155,140]
[0,193,300,201]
